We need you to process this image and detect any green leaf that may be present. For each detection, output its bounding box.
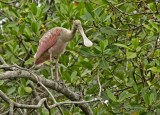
[62,71,70,82]
[13,44,19,53]
[106,89,117,102]
[81,10,93,21]
[31,21,38,33]
[99,59,109,70]
[30,3,37,15]
[148,67,160,73]
[94,6,103,17]
[20,78,27,87]
[114,43,132,50]
[71,71,78,82]
[19,24,25,33]
[101,27,118,36]
[148,20,159,32]
[36,7,43,19]
[132,38,139,48]
[144,94,150,105]
[119,91,135,101]
[149,93,155,105]
[133,83,138,93]
[28,12,36,21]
[94,45,101,53]
[25,58,34,65]
[148,2,156,12]
[80,61,93,69]
[24,27,32,39]
[142,88,150,105]
[0,80,4,85]
[100,40,108,51]
[136,46,141,52]
[7,87,16,95]
[5,43,13,52]
[6,22,17,28]
[18,86,25,95]
[126,52,137,59]
[143,24,155,32]
[42,5,50,13]
[24,87,32,93]
[85,2,94,16]
[80,48,94,57]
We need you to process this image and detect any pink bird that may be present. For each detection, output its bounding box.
[34,20,93,80]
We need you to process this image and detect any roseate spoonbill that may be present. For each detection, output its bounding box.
[34,20,93,80]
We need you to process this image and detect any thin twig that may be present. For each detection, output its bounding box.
[44,100,51,115]
[97,69,101,97]
[49,98,101,108]
[38,82,56,103]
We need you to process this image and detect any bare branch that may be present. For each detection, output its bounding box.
[0,90,12,103]
[38,82,64,115]
[49,98,101,108]
[9,103,14,115]
[97,69,101,97]
[0,66,93,115]
[0,90,14,115]
[0,90,46,109]
[44,100,51,115]
[0,87,99,114]
[15,98,47,109]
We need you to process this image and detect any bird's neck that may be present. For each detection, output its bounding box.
[70,24,77,38]
[63,24,77,42]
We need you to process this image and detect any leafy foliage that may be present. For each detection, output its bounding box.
[0,0,160,114]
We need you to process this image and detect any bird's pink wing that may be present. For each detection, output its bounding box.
[34,28,62,64]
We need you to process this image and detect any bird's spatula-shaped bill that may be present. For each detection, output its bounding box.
[78,25,93,47]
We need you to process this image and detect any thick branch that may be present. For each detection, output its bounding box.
[0,70,93,115]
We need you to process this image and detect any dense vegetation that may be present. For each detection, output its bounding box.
[0,0,160,115]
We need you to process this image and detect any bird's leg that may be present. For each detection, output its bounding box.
[55,56,59,81]
[50,52,54,79]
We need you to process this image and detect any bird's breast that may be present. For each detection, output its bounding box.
[49,38,68,56]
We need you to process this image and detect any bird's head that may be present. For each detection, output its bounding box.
[73,20,82,26]
[73,20,93,47]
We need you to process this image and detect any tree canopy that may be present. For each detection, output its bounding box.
[0,0,160,115]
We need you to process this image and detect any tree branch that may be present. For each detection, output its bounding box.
[0,68,93,115]
[0,88,100,113]
[9,103,14,115]
[97,69,101,97]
